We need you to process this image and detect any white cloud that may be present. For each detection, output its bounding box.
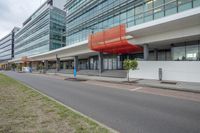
[0,0,46,38]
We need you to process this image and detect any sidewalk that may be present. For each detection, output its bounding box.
[46,72,200,93]
[136,79,200,93]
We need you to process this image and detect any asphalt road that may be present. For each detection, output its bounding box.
[3,71,200,133]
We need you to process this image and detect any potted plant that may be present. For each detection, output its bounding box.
[123,59,138,82]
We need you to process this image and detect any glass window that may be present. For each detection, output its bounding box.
[103,20,108,28]
[127,9,135,24]
[154,0,164,7]
[127,21,135,27]
[178,0,192,12]
[172,46,186,60]
[135,4,144,25]
[113,58,117,69]
[158,51,166,61]
[135,4,144,15]
[194,0,200,7]
[165,0,177,16]
[144,0,153,22]
[113,15,120,26]
[107,18,113,28]
[127,9,134,17]
[186,44,198,60]
[154,0,164,19]
[103,58,108,70]
[144,0,153,10]
[154,7,164,19]
[120,12,126,20]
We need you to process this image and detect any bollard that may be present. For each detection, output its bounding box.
[159,68,162,81]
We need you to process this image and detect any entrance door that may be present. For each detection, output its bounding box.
[103,55,121,70]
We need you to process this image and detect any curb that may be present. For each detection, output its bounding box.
[139,83,200,94]
[15,80,119,133]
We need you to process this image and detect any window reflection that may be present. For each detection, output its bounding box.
[172,46,186,61]
[172,41,200,61]
[194,0,200,7]
[186,45,198,61]
[165,0,177,16]
[178,0,192,12]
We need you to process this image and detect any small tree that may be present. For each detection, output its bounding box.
[123,59,138,82]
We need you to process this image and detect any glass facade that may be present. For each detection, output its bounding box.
[0,34,12,61]
[14,3,65,59]
[0,28,19,61]
[172,40,200,61]
[65,0,200,46]
[50,8,66,50]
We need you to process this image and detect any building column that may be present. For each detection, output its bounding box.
[98,52,103,75]
[143,44,149,61]
[74,56,78,70]
[56,58,60,72]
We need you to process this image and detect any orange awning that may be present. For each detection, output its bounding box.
[88,24,143,54]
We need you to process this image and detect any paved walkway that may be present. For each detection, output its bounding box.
[3,71,200,133]
[46,72,200,93]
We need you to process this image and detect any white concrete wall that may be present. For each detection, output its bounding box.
[129,61,200,83]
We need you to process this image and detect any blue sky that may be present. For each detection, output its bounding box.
[0,0,46,38]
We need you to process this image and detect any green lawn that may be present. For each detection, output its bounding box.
[0,73,112,133]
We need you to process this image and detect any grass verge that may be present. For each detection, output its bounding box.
[0,73,112,133]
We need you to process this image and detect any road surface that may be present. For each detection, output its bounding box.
[3,71,200,133]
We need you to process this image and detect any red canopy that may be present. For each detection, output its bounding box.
[88,24,143,54]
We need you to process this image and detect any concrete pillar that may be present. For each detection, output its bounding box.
[98,52,103,75]
[56,58,60,72]
[143,44,149,61]
[74,56,78,70]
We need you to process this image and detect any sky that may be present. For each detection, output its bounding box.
[0,0,46,39]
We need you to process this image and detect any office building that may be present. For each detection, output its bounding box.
[0,27,20,69]
[14,0,66,59]
[10,0,200,82]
